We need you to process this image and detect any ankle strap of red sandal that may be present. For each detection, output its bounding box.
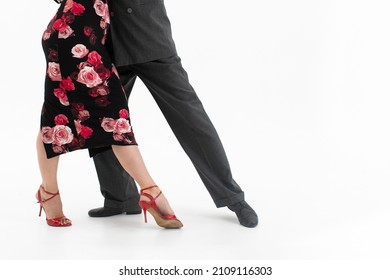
[39,186,60,203]
[141,185,158,192]
[140,185,162,200]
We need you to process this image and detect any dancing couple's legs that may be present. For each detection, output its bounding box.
[91,56,258,227]
[36,132,182,228]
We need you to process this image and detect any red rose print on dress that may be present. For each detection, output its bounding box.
[101,118,115,132]
[95,64,111,81]
[64,0,86,16]
[89,85,109,97]
[52,76,75,106]
[94,0,110,25]
[52,17,74,39]
[54,114,69,125]
[42,14,57,41]
[94,96,111,107]
[52,125,73,146]
[61,77,75,91]
[94,0,107,17]
[48,49,59,61]
[53,88,69,106]
[43,30,52,41]
[52,18,68,32]
[74,120,93,139]
[71,102,91,122]
[71,2,86,15]
[52,1,88,40]
[63,0,74,13]
[41,114,74,155]
[87,51,103,67]
[71,44,89,58]
[119,109,129,119]
[101,109,135,144]
[80,126,93,138]
[77,110,90,122]
[72,102,84,111]
[93,0,110,44]
[77,65,103,88]
[47,62,62,81]
[75,50,112,91]
[115,118,132,134]
[84,26,94,37]
[41,127,54,144]
[63,12,76,25]
[58,26,74,39]
[72,102,93,140]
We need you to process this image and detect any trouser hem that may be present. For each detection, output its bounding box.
[104,196,140,210]
[214,192,245,208]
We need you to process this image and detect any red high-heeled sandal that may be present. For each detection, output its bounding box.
[36,185,72,227]
[139,185,183,229]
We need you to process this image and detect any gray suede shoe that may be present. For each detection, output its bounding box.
[228,201,258,228]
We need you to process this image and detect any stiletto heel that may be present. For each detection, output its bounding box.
[139,185,183,229]
[36,185,72,227]
[39,204,43,217]
[140,205,148,223]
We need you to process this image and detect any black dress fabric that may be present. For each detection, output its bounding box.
[40,0,137,158]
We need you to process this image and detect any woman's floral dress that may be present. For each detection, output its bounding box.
[41,0,137,158]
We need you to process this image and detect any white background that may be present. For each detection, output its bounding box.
[0,0,389,266]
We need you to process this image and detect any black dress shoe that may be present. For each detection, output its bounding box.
[88,206,141,217]
[228,201,258,228]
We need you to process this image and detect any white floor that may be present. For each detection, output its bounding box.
[1,124,390,260]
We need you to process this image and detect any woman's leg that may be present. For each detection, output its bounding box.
[36,132,69,221]
[111,145,175,216]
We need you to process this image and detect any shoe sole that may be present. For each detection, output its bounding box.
[89,209,141,217]
[147,208,183,229]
